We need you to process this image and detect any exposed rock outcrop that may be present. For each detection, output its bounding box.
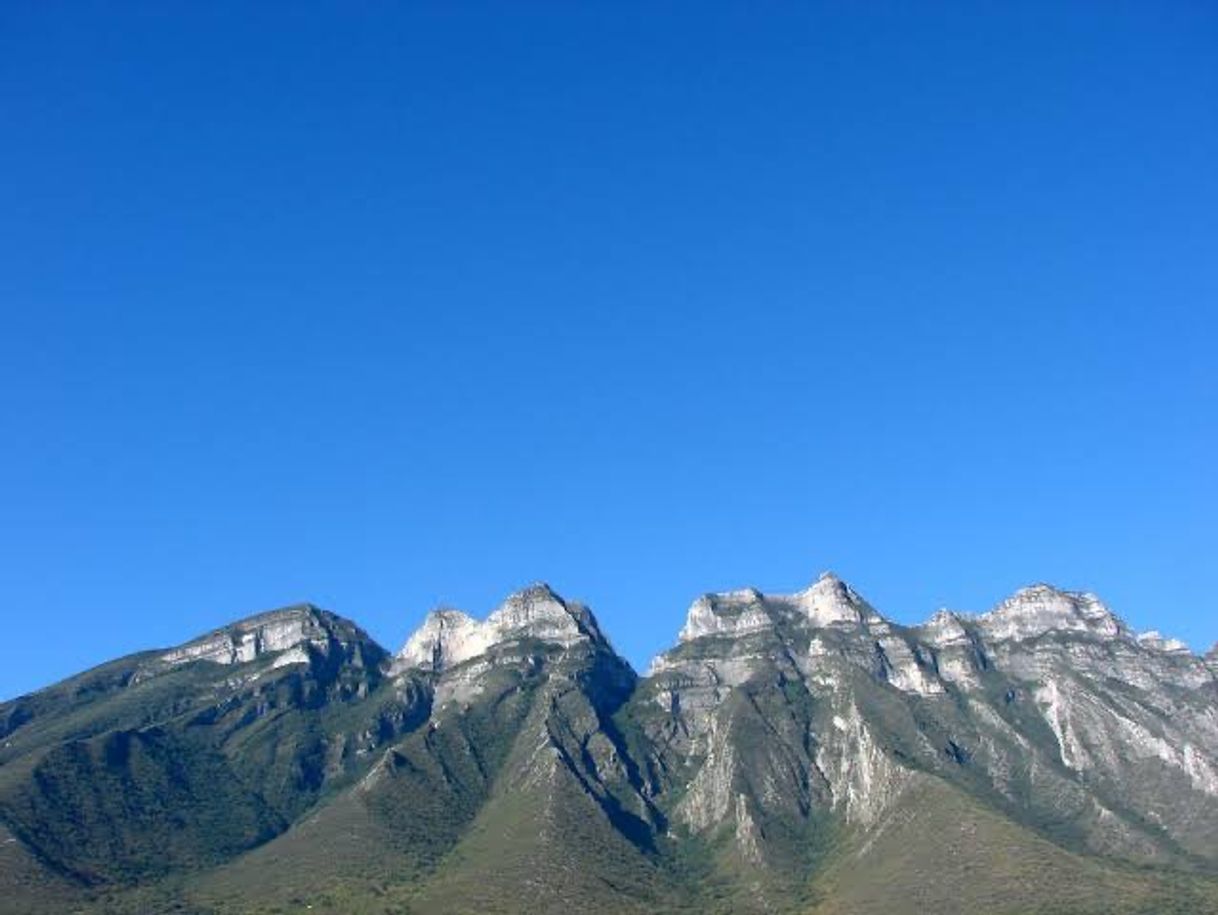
[392,583,608,675]
[2,573,1215,915]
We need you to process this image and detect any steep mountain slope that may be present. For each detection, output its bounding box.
[189,585,673,915]
[0,604,412,898]
[1,576,1215,914]
[633,574,1218,908]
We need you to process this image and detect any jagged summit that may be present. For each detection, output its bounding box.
[3,572,1217,915]
[926,584,1199,658]
[972,583,1126,642]
[393,582,610,673]
[675,571,875,644]
[677,587,771,642]
[659,576,1208,703]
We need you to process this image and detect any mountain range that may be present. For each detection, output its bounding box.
[2,574,1216,914]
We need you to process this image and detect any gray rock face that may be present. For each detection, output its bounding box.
[155,603,362,670]
[932,585,1218,858]
[673,573,874,645]
[386,583,629,719]
[639,575,1218,867]
[639,573,956,867]
[392,583,607,676]
[390,608,483,673]
[972,584,1125,642]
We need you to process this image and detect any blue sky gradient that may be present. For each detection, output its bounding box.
[2,2,1216,698]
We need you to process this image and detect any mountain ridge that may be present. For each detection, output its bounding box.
[1,574,1215,914]
[8,575,1205,704]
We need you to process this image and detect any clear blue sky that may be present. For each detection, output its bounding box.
[2,2,1215,699]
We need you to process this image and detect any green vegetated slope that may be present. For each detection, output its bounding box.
[1,581,1216,915]
[807,774,1218,915]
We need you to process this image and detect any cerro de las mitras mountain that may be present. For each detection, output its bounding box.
[1,573,1215,914]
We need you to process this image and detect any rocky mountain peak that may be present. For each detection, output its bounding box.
[393,607,482,672]
[921,608,970,646]
[157,603,362,669]
[790,571,871,627]
[674,573,877,645]
[5,572,1218,915]
[487,581,605,643]
[974,583,1125,642]
[677,588,770,642]
[393,583,609,673]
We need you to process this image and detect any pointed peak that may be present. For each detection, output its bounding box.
[502,580,609,637]
[799,570,860,599]
[792,572,871,627]
[490,581,587,631]
[394,583,610,673]
[505,580,563,602]
[493,581,574,619]
[921,608,970,645]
